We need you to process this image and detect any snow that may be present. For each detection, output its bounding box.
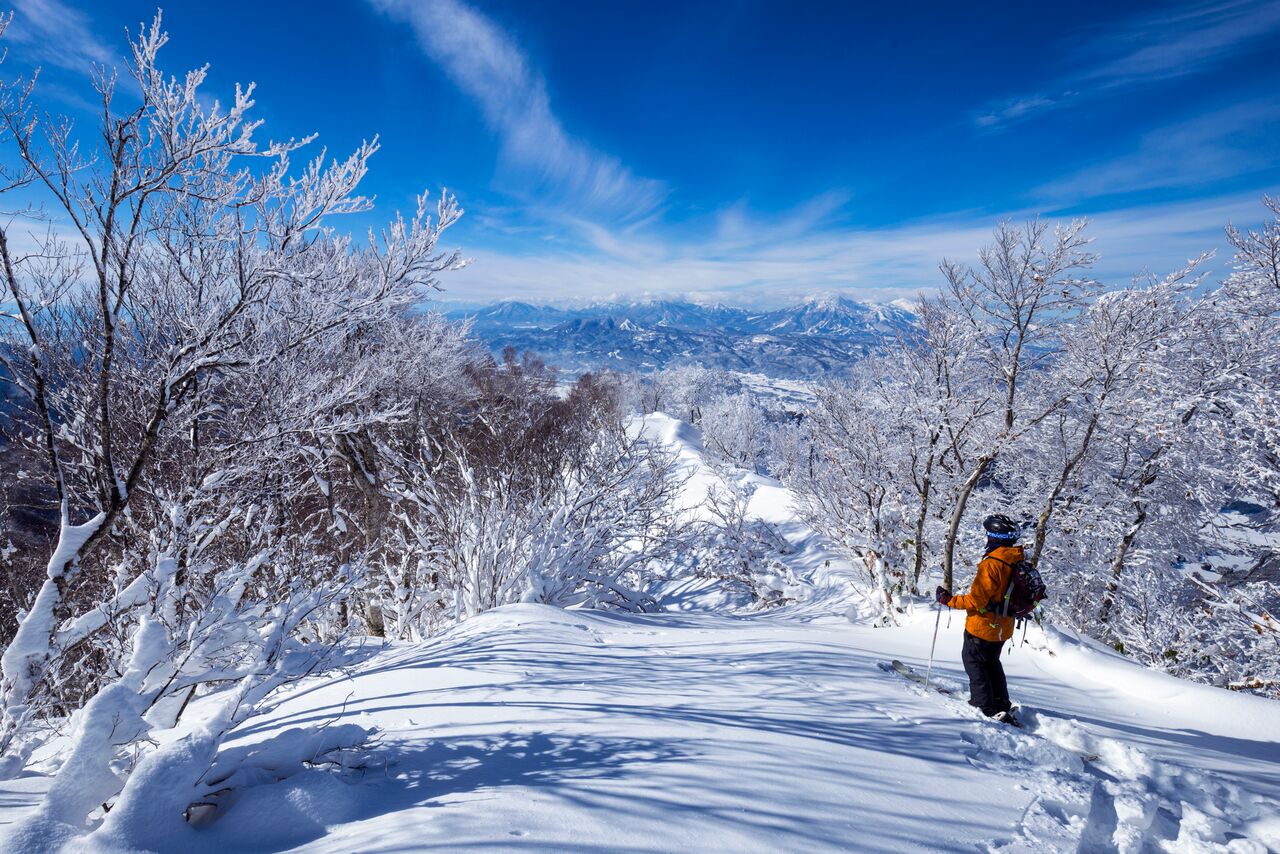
[0,509,109,761]
[8,617,169,844]
[13,607,1268,853]
[2,418,1277,852]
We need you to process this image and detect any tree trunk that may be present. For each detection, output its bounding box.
[1029,410,1101,568]
[910,434,940,593]
[942,455,992,589]
[1098,502,1147,626]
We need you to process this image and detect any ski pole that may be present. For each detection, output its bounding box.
[925,601,943,688]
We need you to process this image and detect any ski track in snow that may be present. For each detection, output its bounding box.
[884,664,1274,853]
[1,414,1277,853]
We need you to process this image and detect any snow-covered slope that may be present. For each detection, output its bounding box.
[2,417,1277,853]
[17,607,1272,853]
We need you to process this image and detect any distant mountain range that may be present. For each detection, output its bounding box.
[445,296,917,378]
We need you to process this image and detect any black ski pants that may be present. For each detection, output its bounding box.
[962,630,1010,716]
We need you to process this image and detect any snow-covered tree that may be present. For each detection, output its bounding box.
[793,360,914,622]
[783,208,1280,696]
[0,15,462,779]
[699,473,800,608]
[521,426,687,611]
[700,392,767,473]
[634,364,731,424]
[1218,196,1280,588]
[936,220,1098,587]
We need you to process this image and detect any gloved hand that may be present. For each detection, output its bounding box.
[935,586,951,606]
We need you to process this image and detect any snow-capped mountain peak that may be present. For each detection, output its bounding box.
[446,297,917,378]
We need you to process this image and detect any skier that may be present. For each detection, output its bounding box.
[934,514,1022,726]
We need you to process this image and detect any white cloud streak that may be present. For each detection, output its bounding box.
[1076,0,1280,89]
[1036,98,1280,200]
[371,0,666,224]
[365,0,1270,309]
[974,0,1280,129]
[974,95,1063,129]
[441,192,1269,306]
[4,0,114,74]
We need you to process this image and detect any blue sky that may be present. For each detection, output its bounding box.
[5,0,1280,305]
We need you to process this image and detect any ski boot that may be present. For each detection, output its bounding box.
[995,709,1023,728]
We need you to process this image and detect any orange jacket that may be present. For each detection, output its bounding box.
[946,544,1021,642]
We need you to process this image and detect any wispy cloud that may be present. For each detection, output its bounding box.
[974,95,1065,129]
[364,0,1268,308]
[440,192,1267,306]
[711,191,852,253]
[973,0,1280,129]
[4,0,114,74]
[1075,0,1280,89]
[1036,98,1280,201]
[371,0,666,225]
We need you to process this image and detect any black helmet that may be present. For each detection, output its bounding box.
[983,514,1019,540]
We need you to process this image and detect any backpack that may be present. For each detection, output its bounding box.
[995,558,1047,620]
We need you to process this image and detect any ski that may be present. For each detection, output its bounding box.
[887,659,954,695]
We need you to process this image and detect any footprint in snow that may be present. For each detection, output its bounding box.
[976,714,1268,853]
[960,725,1089,775]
